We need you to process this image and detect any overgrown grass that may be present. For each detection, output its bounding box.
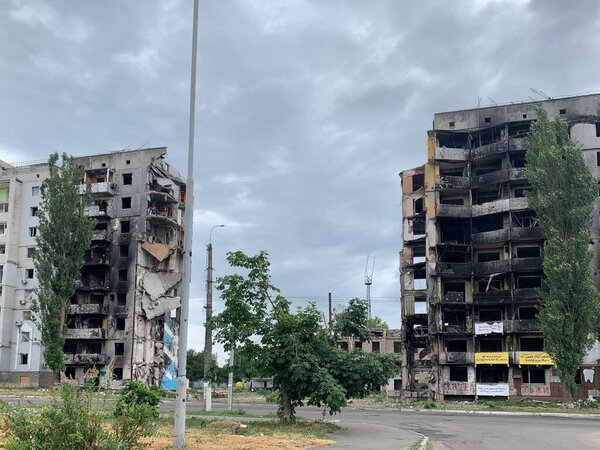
[394,398,600,414]
[408,437,424,450]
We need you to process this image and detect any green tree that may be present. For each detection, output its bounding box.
[366,316,389,330]
[332,298,372,342]
[32,153,95,376]
[525,108,600,402]
[187,348,221,382]
[213,251,399,422]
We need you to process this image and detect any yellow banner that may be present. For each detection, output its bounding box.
[519,352,554,366]
[475,352,509,366]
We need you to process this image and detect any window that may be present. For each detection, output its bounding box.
[523,368,545,384]
[393,341,402,353]
[118,269,127,282]
[479,339,502,352]
[121,220,130,233]
[477,252,500,262]
[122,173,133,185]
[21,331,30,342]
[516,246,541,258]
[29,227,37,237]
[340,342,349,351]
[119,244,129,258]
[116,318,126,330]
[484,117,491,123]
[394,379,402,390]
[596,123,600,138]
[27,247,35,258]
[113,368,123,380]
[479,309,502,321]
[523,114,528,119]
[450,367,468,382]
[519,307,538,320]
[101,163,106,168]
[0,203,8,213]
[0,223,6,234]
[31,186,39,196]
[477,367,507,383]
[447,340,467,352]
[0,245,4,254]
[30,206,38,216]
[520,337,544,351]
[121,197,132,209]
[114,342,124,356]
[126,160,131,165]
[26,269,34,279]
[559,108,566,115]
[19,353,28,365]
[117,293,127,305]
[372,341,380,353]
[356,341,363,351]
[597,151,600,167]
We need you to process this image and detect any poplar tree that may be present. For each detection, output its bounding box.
[525,108,600,402]
[33,153,95,376]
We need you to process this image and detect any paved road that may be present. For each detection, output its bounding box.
[5,396,600,449]
[200,402,600,449]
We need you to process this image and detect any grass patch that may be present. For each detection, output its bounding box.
[146,418,339,449]
[408,437,424,450]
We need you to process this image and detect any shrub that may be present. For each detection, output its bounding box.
[0,382,160,450]
[422,399,437,409]
[115,381,164,418]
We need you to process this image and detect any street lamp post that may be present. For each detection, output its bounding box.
[174,0,199,447]
[203,224,224,411]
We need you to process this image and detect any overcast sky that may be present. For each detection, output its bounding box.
[3,0,600,360]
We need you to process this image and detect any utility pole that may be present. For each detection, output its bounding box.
[227,347,235,411]
[203,224,224,411]
[174,0,198,447]
[328,292,333,331]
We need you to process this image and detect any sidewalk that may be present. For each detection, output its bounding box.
[312,420,421,449]
[400,407,600,419]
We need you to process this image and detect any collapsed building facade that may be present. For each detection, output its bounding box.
[400,94,600,400]
[0,148,184,388]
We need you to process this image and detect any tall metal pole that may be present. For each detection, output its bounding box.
[203,224,224,411]
[227,346,235,411]
[174,0,199,447]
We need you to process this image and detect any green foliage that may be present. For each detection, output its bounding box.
[214,251,399,423]
[366,316,389,329]
[332,298,372,341]
[422,399,437,409]
[525,108,600,397]
[115,381,164,419]
[32,153,95,375]
[0,384,157,450]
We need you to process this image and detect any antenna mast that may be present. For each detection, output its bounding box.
[364,255,375,319]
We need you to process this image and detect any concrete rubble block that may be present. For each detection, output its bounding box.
[142,241,171,262]
[142,271,182,300]
[142,294,181,320]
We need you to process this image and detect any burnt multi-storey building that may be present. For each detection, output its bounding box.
[401,94,600,401]
[0,148,184,388]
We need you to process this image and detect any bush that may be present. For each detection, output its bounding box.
[115,381,164,418]
[0,382,160,450]
[422,399,437,409]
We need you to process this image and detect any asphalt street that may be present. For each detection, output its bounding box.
[4,396,600,449]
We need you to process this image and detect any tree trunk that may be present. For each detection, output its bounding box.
[59,295,66,330]
[562,379,573,407]
[281,389,292,423]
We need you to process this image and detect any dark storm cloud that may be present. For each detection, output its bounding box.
[3,0,600,354]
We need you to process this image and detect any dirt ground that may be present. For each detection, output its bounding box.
[144,420,333,450]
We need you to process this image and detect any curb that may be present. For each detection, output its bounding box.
[407,430,430,450]
[400,408,600,419]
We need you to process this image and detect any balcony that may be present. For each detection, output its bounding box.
[472,228,509,246]
[77,281,109,292]
[509,137,527,152]
[441,292,465,304]
[146,208,179,226]
[437,204,471,218]
[511,257,542,272]
[506,319,540,333]
[434,147,469,161]
[513,288,539,302]
[436,175,470,190]
[91,230,113,242]
[84,205,110,218]
[80,182,115,197]
[439,352,474,365]
[511,227,545,241]
[435,262,471,276]
[473,290,512,304]
[65,328,106,339]
[473,259,511,275]
[69,304,108,315]
[64,353,106,365]
[472,197,528,217]
[474,321,504,335]
[471,140,509,160]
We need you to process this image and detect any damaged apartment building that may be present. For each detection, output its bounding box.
[400,94,600,401]
[0,148,185,388]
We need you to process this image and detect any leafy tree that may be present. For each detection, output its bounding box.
[32,153,95,376]
[366,316,389,330]
[525,108,600,402]
[213,251,399,422]
[332,298,372,342]
[187,349,222,382]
